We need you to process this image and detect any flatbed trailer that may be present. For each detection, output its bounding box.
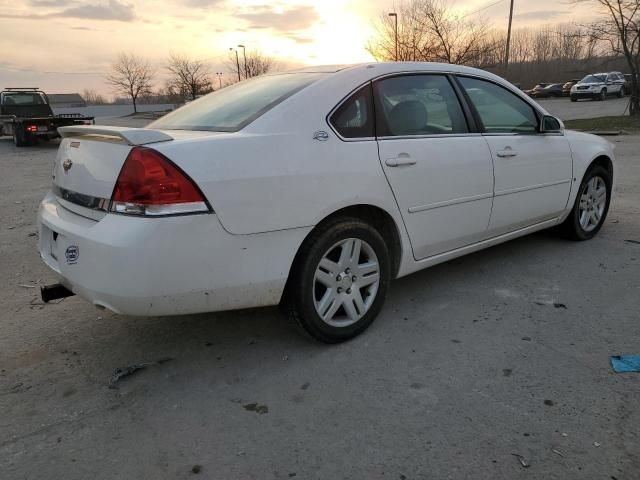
[0,88,94,147]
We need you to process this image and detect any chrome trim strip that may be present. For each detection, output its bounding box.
[53,184,109,211]
[379,133,482,141]
[408,192,493,213]
[495,179,572,197]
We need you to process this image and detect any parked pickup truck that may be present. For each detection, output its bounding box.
[0,88,94,147]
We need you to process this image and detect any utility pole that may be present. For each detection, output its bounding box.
[230,48,241,82]
[389,12,398,61]
[238,44,248,79]
[504,0,515,76]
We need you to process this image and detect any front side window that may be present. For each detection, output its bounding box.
[329,84,374,138]
[459,76,538,134]
[373,74,468,137]
[150,72,327,132]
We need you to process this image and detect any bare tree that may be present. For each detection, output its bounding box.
[167,52,213,100]
[576,0,640,115]
[367,0,498,66]
[226,49,275,81]
[81,88,106,105]
[105,52,155,113]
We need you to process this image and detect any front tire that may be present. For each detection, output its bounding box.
[285,217,391,343]
[598,89,607,101]
[560,165,611,240]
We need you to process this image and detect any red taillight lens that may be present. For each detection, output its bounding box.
[110,147,210,216]
[26,125,38,133]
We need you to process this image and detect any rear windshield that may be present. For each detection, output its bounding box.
[2,92,46,105]
[581,75,605,83]
[150,72,327,132]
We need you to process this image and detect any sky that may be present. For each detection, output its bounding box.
[0,0,596,96]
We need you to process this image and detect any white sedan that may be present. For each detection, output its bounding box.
[38,62,615,343]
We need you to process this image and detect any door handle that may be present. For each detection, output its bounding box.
[496,148,518,158]
[386,154,416,167]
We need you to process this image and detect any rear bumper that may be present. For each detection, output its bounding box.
[37,192,310,316]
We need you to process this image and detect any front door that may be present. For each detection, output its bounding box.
[374,74,495,260]
[457,76,573,235]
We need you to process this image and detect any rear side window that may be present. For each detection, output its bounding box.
[458,76,538,134]
[329,84,374,138]
[373,74,468,137]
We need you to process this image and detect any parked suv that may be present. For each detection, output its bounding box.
[570,72,626,101]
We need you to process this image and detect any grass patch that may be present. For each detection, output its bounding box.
[564,115,640,132]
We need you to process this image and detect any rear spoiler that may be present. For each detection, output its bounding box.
[58,125,173,146]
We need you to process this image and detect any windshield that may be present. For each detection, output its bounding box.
[581,75,606,83]
[150,72,327,132]
[2,92,46,105]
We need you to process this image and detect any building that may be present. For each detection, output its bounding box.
[47,93,86,108]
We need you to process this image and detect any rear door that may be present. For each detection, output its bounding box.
[457,76,572,235]
[374,74,494,260]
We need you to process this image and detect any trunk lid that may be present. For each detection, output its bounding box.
[53,126,176,218]
[52,125,221,219]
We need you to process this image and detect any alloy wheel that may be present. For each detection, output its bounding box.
[313,238,380,327]
[578,176,607,232]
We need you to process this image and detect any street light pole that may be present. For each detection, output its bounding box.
[504,0,515,76]
[230,47,241,82]
[388,13,398,61]
[238,44,248,79]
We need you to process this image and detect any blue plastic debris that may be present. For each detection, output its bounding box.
[610,355,640,373]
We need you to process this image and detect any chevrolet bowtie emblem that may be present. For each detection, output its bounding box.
[62,159,73,172]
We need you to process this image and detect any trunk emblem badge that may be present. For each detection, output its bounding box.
[62,159,73,172]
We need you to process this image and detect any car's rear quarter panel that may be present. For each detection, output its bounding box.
[154,70,405,237]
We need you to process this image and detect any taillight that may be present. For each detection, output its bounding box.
[110,147,211,216]
[26,125,38,133]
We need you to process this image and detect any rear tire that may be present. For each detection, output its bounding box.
[570,97,577,102]
[284,217,391,343]
[560,165,611,241]
[13,128,27,147]
[618,87,625,98]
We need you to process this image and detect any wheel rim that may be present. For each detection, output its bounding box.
[313,238,380,328]
[578,176,607,232]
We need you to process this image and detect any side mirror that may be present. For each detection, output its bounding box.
[540,115,562,133]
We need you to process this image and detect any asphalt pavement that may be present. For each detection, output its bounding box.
[0,120,639,479]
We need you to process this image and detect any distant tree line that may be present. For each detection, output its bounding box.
[102,49,275,112]
[368,0,640,115]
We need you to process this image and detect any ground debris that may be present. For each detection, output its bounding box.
[243,402,269,414]
[551,448,565,457]
[191,465,202,474]
[624,239,640,245]
[108,357,174,388]
[611,355,640,373]
[512,453,530,468]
